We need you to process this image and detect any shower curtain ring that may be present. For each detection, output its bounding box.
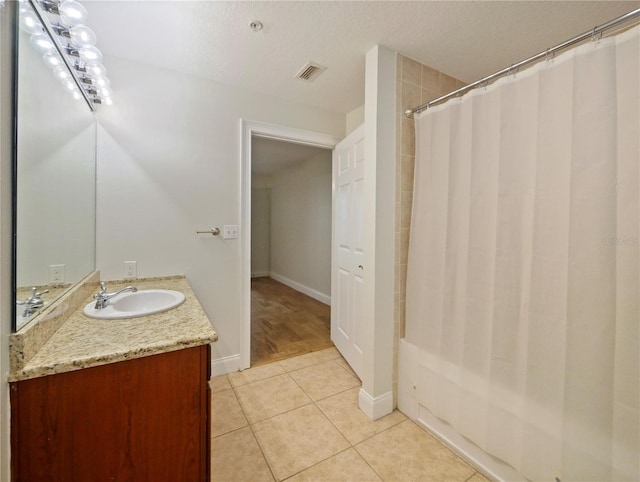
[591,27,602,42]
[545,49,554,62]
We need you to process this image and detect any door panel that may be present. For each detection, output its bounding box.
[331,124,365,379]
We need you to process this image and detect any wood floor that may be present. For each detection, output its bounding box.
[251,277,333,366]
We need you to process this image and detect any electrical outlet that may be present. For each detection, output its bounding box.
[124,261,137,279]
[223,225,239,240]
[49,264,65,284]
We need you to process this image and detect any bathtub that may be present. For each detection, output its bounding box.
[398,338,527,482]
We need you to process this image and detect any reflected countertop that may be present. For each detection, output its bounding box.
[9,276,218,382]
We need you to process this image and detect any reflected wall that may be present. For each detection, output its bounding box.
[14,9,96,330]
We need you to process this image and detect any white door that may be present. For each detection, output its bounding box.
[331,124,365,379]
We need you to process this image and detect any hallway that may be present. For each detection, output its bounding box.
[251,278,333,366]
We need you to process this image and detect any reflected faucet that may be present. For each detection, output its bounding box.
[93,281,137,309]
[17,287,49,317]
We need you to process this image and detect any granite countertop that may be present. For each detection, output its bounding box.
[10,276,218,382]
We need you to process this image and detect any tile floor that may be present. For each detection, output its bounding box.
[210,347,491,482]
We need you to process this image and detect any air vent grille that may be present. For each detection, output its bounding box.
[294,62,327,82]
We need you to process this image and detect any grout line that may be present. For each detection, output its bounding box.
[352,418,410,448]
[352,444,386,481]
[209,385,249,439]
[258,356,356,479]
[218,348,480,482]
[231,373,313,426]
[279,447,354,481]
[284,365,402,481]
[246,399,315,427]
[409,419,482,476]
[465,470,494,482]
[227,370,282,480]
[228,374,282,388]
[463,471,478,482]
[311,381,360,403]
[283,381,357,479]
[211,423,249,441]
[239,359,337,481]
[245,418,278,482]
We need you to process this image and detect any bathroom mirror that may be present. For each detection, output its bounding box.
[13,2,97,331]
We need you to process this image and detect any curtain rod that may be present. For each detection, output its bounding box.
[404,8,640,117]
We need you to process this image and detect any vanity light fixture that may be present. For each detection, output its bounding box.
[42,50,63,68]
[57,0,88,26]
[29,31,55,53]
[18,0,113,107]
[68,24,96,47]
[19,8,43,34]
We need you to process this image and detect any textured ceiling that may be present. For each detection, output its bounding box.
[86,1,639,115]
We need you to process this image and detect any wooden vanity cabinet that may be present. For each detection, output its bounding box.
[10,344,211,482]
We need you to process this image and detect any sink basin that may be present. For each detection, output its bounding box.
[83,289,186,320]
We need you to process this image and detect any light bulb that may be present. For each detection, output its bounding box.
[79,45,102,63]
[103,97,114,106]
[62,79,77,91]
[43,51,63,69]
[58,0,89,27]
[30,33,55,54]
[97,86,113,98]
[71,89,82,100]
[53,65,71,81]
[84,61,106,77]
[19,10,43,35]
[93,76,110,88]
[69,25,96,47]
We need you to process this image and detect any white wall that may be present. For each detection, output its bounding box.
[269,153,332,301]
[0,4,15,480]
[95,55,345,367]
[346,105,365,135]
[16,36,96,288]
[251,186,271,277]
[251,173,271,276]
[359,45,396,419]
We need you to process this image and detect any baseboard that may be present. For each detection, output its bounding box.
[251,271,270,278]
[211,353,241,377]
[358,388,394,420]
[269,272,331,305]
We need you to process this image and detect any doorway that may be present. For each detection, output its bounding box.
[250,136,333,365]
[251,278,332,365]
[240,121,341,370]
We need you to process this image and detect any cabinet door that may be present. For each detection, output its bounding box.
[11,345,210,482]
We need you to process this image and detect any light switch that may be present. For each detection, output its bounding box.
[223,225,239,239]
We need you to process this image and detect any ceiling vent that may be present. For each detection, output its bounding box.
[294,62,327,82]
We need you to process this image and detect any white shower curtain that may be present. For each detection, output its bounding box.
[406,25,639,481]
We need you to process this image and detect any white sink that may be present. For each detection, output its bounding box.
[83,289,185,320]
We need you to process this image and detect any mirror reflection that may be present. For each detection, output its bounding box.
[14,2,96,331]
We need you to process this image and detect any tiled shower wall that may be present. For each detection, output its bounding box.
[393,55,465,395]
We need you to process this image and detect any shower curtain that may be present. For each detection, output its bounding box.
[405,25,639,481]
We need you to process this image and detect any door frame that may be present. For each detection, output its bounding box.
[239,120,341,369]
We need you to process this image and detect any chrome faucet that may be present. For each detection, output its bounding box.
[93,281,137,309]
[17,287,49,317]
